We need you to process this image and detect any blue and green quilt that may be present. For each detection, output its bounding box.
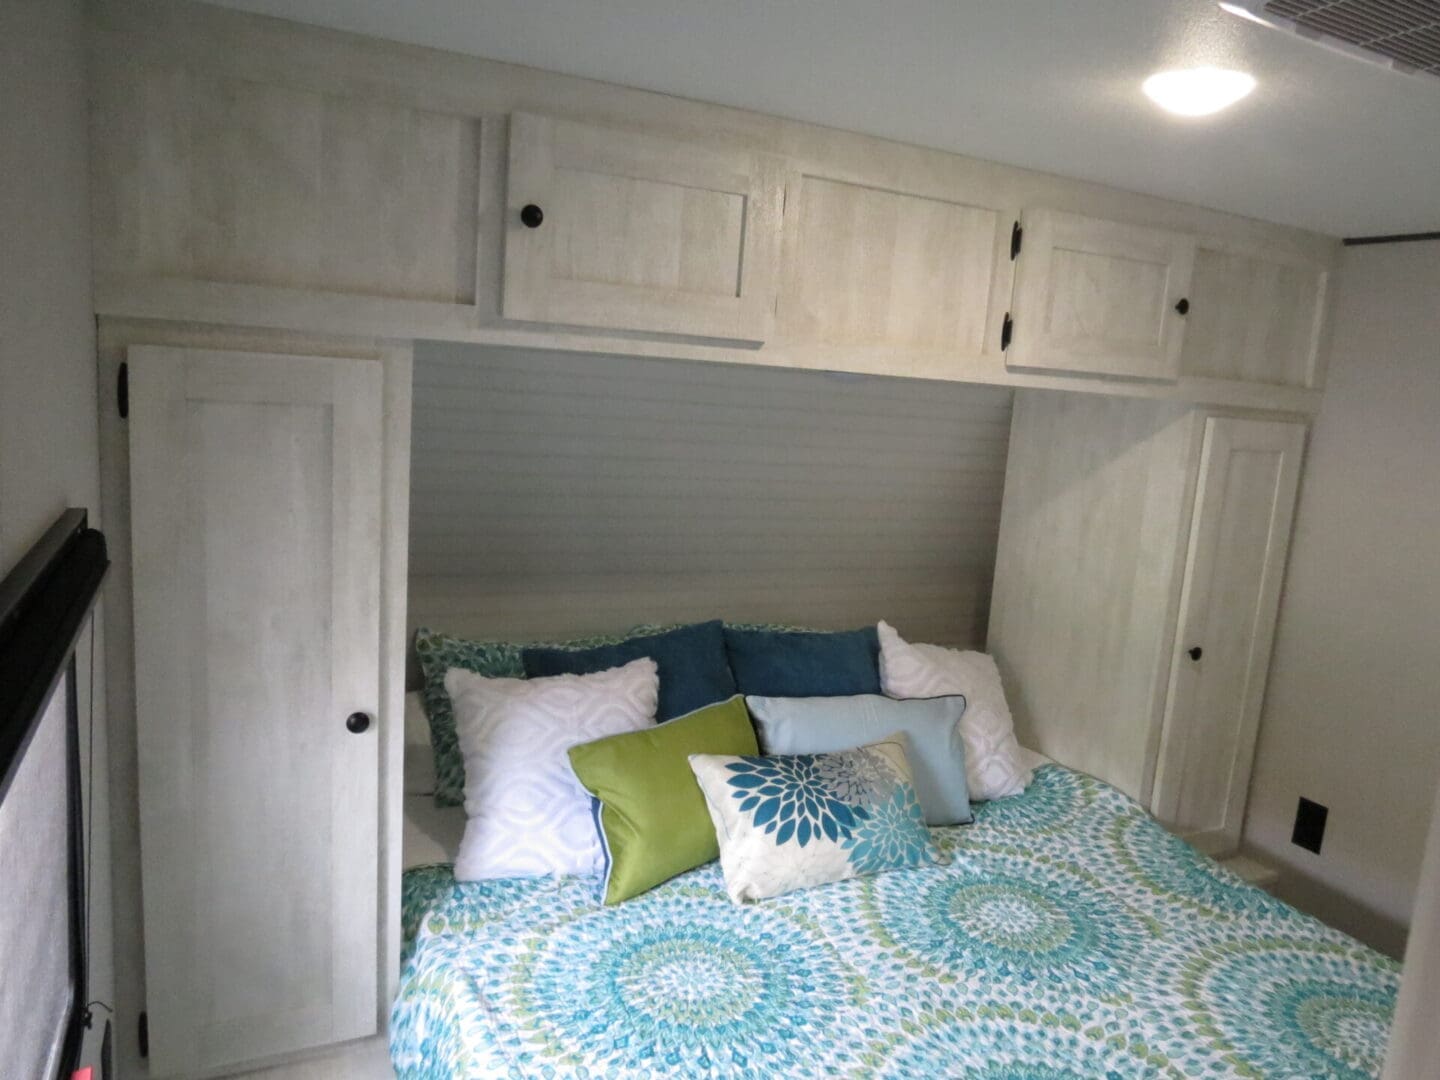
[391,765,1399,1078]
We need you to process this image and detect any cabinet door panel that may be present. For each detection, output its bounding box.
[781,175,1013,358]
[502,112,783,342]
[1181,244,1328,388]
[128,347,383,1077]
[1008,209,1194,381]
[1151,416,1305,854]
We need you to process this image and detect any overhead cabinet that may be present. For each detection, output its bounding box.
[989,393,1305,857]
[501,112,785,343]
[1005,209,1196,382]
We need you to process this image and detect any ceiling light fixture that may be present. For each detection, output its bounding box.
[1142,66,1257,116]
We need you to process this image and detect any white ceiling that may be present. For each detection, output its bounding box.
[206,0,1440,237]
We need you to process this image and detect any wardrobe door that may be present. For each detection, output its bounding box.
[502,112,784,343]
[1007,209,1195,381]
[127,346,383,1077]
[1151,416,1305,855]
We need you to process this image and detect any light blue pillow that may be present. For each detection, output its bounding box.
[745,694,972,825]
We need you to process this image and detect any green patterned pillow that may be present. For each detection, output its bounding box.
[414,625,674,806]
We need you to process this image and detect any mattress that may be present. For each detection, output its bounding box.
[391,765,1399,1078]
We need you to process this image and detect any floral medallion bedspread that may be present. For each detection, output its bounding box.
[391,765,1399,1079]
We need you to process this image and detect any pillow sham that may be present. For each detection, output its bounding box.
[876,620,1032,800]
[722,625,882,697]
[568,696,758,905]
[745,694,973,825]
[524,620,736,722]
[415,624,670,806]
[446,658,659,881]
[689,734,945,903]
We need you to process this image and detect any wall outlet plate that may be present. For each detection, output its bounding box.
[1291,796,1328,854]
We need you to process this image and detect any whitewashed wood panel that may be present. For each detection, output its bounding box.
[408,345,1013,657]
[1008,210,1195,382]
[501,113,783,342]
[780,174,1014,358]
[90,60,480,304]
[1180,243,1328,389]
[1150,417,1305,855]
[988,391,1201,800]
[127,347,384,1077]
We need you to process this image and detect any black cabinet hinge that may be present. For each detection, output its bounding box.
[1000,313,1013,352]
[1010,221,1023,260]
[138,1010,149,1057]
[117,362,129,419]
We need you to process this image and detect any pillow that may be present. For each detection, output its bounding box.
[403,691,435,795]
[722,625,881,697]
[876,620,1032,801]
[689,734,945,903]
[524,620,736,722]
[745,694,973,825]
[415,624,670,806]
[568,696,757,904]
[445,658,659,881]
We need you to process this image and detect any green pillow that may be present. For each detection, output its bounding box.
[568,696,758,904]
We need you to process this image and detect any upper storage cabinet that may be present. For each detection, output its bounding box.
[501,112,785,343]
[777,172,1016,370]
[1179,241,1329,389]
[1006,209,1195,382]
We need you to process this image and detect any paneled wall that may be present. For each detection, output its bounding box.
[409,344,1013,651]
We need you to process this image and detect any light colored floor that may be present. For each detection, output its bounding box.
[231,1038,394,1080]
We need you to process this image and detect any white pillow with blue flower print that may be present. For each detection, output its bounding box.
[688,733,946,903]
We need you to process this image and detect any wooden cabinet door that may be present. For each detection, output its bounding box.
[1181,242,1330,389]
[1007,209,1195,381]
[1150,416,1305,855]
[128,347,383,1078]
[502,112,784,343]
[778,172,1016,372]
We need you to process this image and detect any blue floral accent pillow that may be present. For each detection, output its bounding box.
[688,734,946,902]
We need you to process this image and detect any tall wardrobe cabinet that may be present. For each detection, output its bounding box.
[988,392,1304,855]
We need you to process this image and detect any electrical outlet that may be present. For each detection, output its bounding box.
[1291,797,1328,854]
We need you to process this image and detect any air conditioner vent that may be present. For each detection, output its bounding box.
[1227,0,1440,78]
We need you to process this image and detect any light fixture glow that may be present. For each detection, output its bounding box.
[1142,66,1256,116]
[1217,1,1273,27]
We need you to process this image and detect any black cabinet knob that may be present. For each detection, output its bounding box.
[1174,297,1191,315]
[520,204,544,229]
[1188,646,1203,662]
[346,711,371,734]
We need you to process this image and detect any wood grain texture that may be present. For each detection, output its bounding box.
[988,391,1200,800]
[1007,210,1195,382]
[501,112,783,341]
[85,0,1340,411]
[1180,242,1329,389]
[128,347,384,1076]
[1150,416,1305,855]
[96,320,410,1080]
[407,343,1012,663]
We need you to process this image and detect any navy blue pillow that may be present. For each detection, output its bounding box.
[521,620,736,722]
[722,625,881,697]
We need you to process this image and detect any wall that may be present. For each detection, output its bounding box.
[0,0,112,1064]
[1244,240,1440,959]
[409,343,1014,651]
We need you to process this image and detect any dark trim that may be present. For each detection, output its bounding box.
[61,660,88,1076]
[1342,231,1440,247]
[0,509,109,802]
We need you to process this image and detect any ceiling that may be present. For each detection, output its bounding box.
[205,0,1440,237]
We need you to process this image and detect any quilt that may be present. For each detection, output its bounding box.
[391,765,1399,1079]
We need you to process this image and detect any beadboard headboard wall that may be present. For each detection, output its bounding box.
[407,343,1014,666]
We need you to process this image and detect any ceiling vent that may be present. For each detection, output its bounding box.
[1222,0,1440,79]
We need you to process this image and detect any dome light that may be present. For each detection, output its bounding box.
[1142,67,1257,116]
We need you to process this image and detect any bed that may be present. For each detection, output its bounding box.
[390,764,1399,1078]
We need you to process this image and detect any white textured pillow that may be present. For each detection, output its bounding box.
[876,621,1031,801]
[445,658,659,881]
